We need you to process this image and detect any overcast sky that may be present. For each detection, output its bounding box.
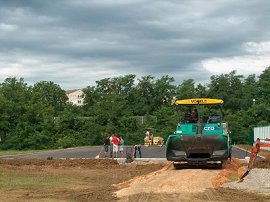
[1,0,270,89]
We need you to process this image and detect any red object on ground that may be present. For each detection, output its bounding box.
[240,137,270,181]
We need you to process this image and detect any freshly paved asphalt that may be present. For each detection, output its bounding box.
[0,145,251,160]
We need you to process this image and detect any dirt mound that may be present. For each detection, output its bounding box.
[115,158,245,199]
[212,158,243,187]
[0,158,119,169]
[254,156,270,168]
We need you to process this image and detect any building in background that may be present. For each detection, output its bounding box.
[254,126,270,151]
[65,89,84,106]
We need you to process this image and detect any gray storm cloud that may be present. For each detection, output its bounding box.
[0,0,270,89]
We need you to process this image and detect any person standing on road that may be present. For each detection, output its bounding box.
[134,144,142,158]
[103,136,110,158]
[112,134,120,158]
[109,134,113,158]
[119,136,125,158]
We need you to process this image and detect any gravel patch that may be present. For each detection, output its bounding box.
[222,168,270,193]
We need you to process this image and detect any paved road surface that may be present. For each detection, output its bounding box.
[0,145,250,160]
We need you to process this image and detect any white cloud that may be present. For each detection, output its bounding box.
[202,41,270,76]
[201,55,270,76]
[226,16,247,26]
[68,0,144,6]
[244,41,270,54]
[0,52,131,88]
[0,23,18,31]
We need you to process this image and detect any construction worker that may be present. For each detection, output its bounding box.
[109,134,113,158]
[189,108,198,123]
[134,144,142,158]
[103,136,110,158]
[111,134,120,158]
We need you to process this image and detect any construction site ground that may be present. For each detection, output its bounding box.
[0,156,269,202]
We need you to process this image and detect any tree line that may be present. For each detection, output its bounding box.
[1,67,270,150]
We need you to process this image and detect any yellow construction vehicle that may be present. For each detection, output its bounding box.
[144,128,164,147]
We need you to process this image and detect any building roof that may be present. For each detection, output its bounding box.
[65,89,82,94]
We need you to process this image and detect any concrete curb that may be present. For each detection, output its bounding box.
[114,158,168,164]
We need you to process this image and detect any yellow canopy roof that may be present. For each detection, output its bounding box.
[175,98,224,105]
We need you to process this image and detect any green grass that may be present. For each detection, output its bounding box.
[0,172,66,188]
[0,150,44,156]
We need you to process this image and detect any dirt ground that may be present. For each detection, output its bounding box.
[0,158,269,202]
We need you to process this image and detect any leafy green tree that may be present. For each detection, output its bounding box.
[136,75,155,114]
[208,71,244,111]
[225,112,249,144]
[195,84,208,98]
[153,75,175,108]
[3,66,270,149]
[32,81,67,115]
[0,78,31,149]
[241,74,259,109]
[111,74,136,94]
[176,79,196,99]
[258,66,270,103]
[82,86,100,116]
[153,105,177,139]
[0,93,10,144]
